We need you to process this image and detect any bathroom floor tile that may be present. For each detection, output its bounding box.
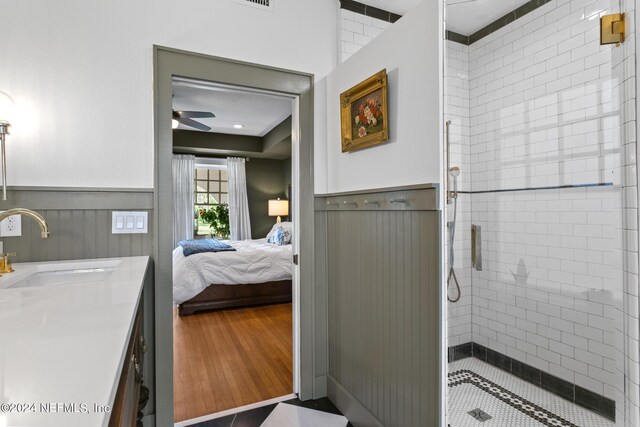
[448,358,614,427]
[260,402,348,427]
[186,397,351,427]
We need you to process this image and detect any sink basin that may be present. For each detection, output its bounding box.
[1,259,122,290]
[10,268,115,289]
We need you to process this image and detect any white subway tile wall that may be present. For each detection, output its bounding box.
[445,0,638,425]
[471,186,623,396]
[467,0,622,192]
[340,9,390,62]
[446,40,473,347]
[446,0,638,425]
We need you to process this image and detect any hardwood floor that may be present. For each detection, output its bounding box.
[173,303,293,422]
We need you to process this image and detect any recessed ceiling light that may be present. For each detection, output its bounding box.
[233,124,244,129]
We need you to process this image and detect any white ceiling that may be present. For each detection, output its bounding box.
[445,0,532,35]
[172,78,292,136]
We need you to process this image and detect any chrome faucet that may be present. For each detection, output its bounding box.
[0,208,49,238]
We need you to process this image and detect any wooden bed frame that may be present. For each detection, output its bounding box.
[177,280,292,316]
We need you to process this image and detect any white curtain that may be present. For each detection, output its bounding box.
[227,157,252,240]
[172,154,195,248]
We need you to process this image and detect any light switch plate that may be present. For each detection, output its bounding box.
[0,213,22,237]
[112,211,148,234]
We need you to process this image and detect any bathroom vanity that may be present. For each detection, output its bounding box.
[0,256,150,427]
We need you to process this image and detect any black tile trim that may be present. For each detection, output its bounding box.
[445,30,469,46]
[449,369,580,427]
[446,0,553,45]
[340,0,402,24]
[448,342,616,421]
[448,342,473,362]
[575,385,617,421]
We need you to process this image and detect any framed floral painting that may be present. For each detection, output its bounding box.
[340,69,389,152]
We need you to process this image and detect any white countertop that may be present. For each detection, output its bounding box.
[0,256,150,427]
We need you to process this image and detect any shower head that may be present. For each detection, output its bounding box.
[449,166,461,178]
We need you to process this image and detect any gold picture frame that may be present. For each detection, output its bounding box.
[340,69,389,153]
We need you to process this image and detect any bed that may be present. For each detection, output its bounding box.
[173,237,293,316]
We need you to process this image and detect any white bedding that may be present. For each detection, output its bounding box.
[173,238,293,304]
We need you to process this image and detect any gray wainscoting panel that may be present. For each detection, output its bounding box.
[314,207,329,396]
[0,188,153,262]
[318,185,441,427]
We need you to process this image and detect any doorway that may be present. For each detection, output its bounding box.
[153,47,317,427]
[170,79,298,423]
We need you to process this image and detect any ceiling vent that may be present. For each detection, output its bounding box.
[237,0,273,11]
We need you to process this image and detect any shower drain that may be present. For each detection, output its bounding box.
[468,408,492,422]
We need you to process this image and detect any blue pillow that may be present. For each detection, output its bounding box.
[179,239,236,256]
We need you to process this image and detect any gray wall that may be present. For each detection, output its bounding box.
[283,157,292,198]
[317,185,442,427]
[245,157,291,239]
[0,188,153,262]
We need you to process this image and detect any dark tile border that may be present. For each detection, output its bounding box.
[446,0,553,45]
[445,30,469,46]
[448,342,616,421]
[448,341,472,362]
[449,370,580,427]
[340,0,402,24]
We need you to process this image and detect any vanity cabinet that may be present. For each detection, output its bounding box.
[109,303,147,427]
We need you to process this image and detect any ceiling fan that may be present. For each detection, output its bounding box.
[172,110,215,131]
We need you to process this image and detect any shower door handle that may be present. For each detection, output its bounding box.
[445,120,453,204]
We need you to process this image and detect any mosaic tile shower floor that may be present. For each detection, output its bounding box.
[448,358,615,427]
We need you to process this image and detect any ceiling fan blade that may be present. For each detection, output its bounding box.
[176,111,215,119]
[179,118,211,131]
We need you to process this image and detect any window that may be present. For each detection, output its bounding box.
[194,167,228,235]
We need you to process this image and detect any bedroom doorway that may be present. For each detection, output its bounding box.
[169,79,300,425]
[154,47,317,427]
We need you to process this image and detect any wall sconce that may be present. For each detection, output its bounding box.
[0,92,15,201]
[268,198,289,223]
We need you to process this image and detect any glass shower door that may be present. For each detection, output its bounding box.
[445,0,637,425]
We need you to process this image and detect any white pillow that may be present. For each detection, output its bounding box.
[267,226,292,246]
[266,221,293,241]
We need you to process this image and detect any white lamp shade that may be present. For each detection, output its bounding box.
[268,199,289,217]
[0,92,15,125]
